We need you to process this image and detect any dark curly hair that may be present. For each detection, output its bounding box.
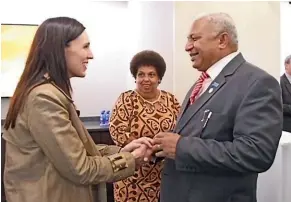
[130,50,166,80]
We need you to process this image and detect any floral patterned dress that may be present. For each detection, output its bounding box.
[109,90,180,202]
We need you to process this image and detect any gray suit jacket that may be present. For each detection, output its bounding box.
[160,54,283,202]
[280,74,291,132]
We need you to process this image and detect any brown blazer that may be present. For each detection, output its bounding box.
[2,80,136,202]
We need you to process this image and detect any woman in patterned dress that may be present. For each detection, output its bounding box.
[109,50,181,202]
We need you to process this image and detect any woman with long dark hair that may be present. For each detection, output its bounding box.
[3,17,152,202]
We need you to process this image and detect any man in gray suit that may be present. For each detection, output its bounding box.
[280,55,291,132]
[153,12,283,202]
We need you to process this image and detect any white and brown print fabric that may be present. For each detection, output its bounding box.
[109,90,180,202]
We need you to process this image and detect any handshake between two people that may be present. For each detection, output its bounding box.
[120,132,181,168]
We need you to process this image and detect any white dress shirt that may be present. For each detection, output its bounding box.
[196,51,240,98]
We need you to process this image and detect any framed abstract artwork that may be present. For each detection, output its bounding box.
[1,23,38,97]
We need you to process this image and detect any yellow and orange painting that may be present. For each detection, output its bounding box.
[1,24,38,97]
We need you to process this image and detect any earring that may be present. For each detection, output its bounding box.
[135,80,136,83]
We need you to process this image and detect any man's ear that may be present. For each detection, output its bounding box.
[218,32,229,49]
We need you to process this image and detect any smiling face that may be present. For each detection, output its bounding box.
[136,65,160,94]
[185,18,229,72]
[65,31,93,78]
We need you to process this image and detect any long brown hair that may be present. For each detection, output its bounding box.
[4,17,85,129]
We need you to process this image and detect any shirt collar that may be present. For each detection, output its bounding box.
[206,51,240,80]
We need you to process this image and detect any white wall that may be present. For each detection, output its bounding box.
[2,1,285,117]
[1,1,130,117]
[174,1,281,103]
[1,1,174,117]
[69,3,130,117]
[280,2,291,75]
[126,1,174,93]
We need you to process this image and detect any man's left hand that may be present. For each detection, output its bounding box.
[153,132,181,159]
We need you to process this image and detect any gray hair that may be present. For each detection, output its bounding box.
[285,55,291,65]
[194,12,238,46]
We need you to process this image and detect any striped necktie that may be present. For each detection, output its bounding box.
[189,72,210,104]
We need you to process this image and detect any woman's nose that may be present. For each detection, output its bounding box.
[88,49,94,59]
[143,76,150,81]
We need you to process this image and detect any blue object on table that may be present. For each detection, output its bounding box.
[105,110,110,126]
[100,110,106,126]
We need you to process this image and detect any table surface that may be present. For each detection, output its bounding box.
[83,120,109,132]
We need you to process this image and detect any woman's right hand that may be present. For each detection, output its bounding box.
[121,137,154,167]
[131,144,149,168]
[121,137,153,153]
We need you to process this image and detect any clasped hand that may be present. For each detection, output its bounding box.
[121,137,154,168]
[121,132,181,167]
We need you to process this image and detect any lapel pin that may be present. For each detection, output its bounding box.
[208,88,214,93]
[211,82,219,88]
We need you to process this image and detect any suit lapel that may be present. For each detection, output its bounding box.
[283,74,291,96]
[175,53,245,133]
[175,75,226,133]
[175,85,195,125]
[68,103,101,156]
